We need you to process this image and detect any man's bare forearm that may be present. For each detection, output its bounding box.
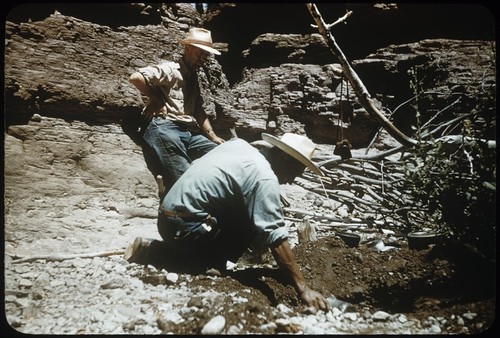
[198,114,225,144]
[271,239,330,311]
[271,239,308,295]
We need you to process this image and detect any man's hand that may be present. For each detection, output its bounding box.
[300,287,330,312]
[204,128,225,144]
[141,97,165,120]
[208,132,225,144]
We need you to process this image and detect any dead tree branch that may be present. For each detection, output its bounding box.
[9,249,126,264]
[311,10,353,30]
[283,207,383,226]
[306,3,418,147]
[317,145,406,167]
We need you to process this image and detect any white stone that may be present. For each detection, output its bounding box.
[201,315,226,335]
[276,303,292,313]
[18,278,33,287]
[372,310,391,321]
[49,279,66,287]
[71,258,89,268]
[227,324,241,334]
[166,272,178,284]
[398,314,408,323]
[463,312,477,320]
[430,324,442,333]
[260,322,278,331]
[344,312,358,321]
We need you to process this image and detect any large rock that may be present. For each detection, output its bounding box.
[202,3,495,84]
[4,116,159,255]
[4,6,235,133]
[231,34,495,143]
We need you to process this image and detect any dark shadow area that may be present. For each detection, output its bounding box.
[125,237,301,307]
[204,3,495,86]
[226,267,296,307]
[5,3,161,27]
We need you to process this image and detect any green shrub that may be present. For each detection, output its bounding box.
[402,120,496,258]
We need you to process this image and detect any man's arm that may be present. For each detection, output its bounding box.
[271,239,330,311]
[193,97,224,144]
[129,72,165,119]
[198,114,225,144]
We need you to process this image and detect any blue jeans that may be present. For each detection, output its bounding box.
[142,117,217,194]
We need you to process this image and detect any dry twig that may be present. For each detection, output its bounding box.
[8,249,126,264]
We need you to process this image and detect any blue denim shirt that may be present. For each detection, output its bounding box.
[162,138,289,247]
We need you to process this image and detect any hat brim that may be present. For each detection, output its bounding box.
[261,133,324,176]
[180,40,221,55]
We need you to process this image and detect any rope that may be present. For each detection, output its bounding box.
[339,80,344,141]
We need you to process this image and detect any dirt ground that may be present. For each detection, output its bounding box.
[148,181,496,335]
[143,234,496,335]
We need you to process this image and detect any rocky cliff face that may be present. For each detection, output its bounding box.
[4,3,495,255]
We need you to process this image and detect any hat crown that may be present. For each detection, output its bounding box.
[183,28,213,46]
[280,133,315,160]
[261,132,323,176]
[180,27,221,55]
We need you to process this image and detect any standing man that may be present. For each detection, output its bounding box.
[129,27,225,197]
[125,133,330,312]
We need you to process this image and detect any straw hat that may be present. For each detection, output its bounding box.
[261,133,324,176]
[179,27,221,55]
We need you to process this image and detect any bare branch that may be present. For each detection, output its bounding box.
[306,3,418,147]
[317,145,406,167]
[310,10,353,30]
[9,249,126,264]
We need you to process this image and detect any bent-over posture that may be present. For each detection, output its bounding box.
[126,133,329,311]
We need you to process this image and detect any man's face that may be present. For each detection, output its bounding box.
[273,149,306,184]
[184,45,210,69]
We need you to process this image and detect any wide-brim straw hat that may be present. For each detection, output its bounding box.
[261,133,324,176]
[179,27,221,55]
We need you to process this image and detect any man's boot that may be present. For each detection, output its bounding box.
[124,237,187,269]
[124,237,159,265]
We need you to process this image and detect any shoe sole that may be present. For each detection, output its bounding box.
[124,237,145,262]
